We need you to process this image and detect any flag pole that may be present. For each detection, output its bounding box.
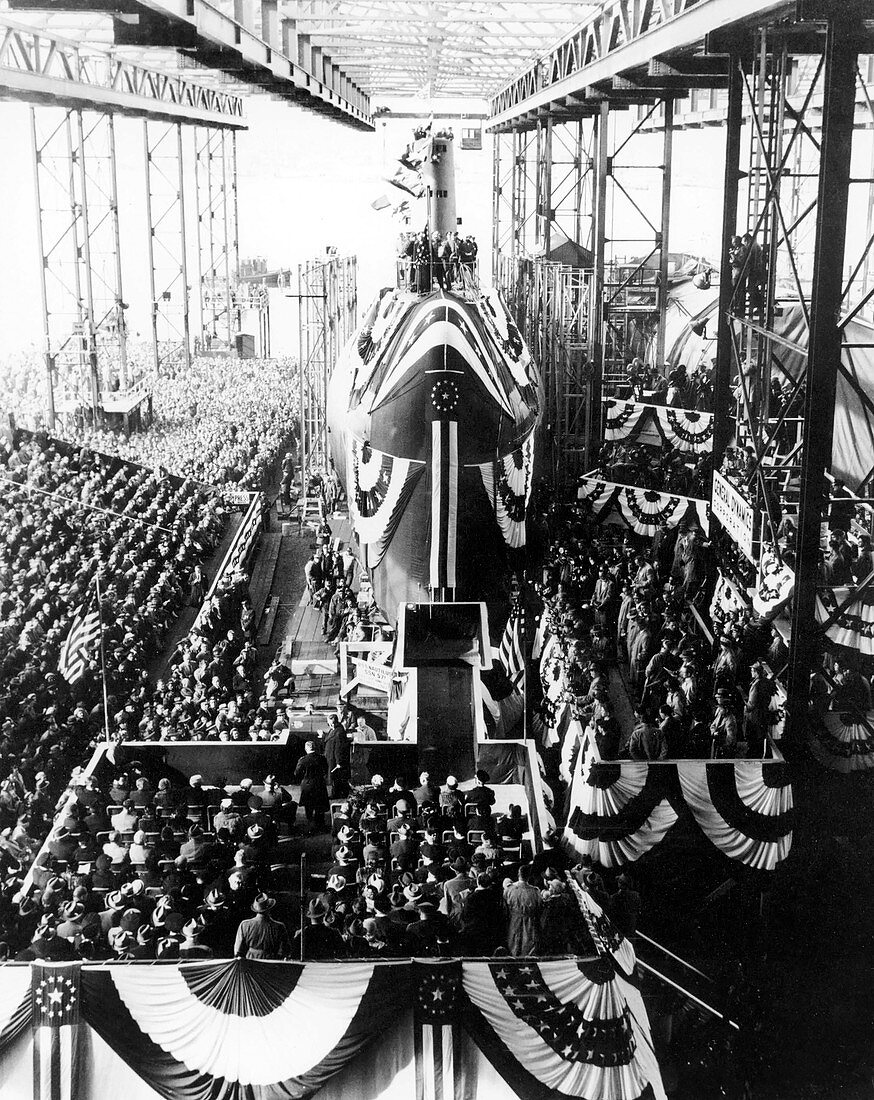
[521,601,528,741]
[95,570,111,742]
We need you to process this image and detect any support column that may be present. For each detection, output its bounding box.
[106,115,128,391]
[492,130,502,283]
[143,121,160,375]
[535,116,553,255]
[712,55,743,467]
[176,123,192,370]
[144,121,190,372]
[221,130,234,347]
[655,98,673,367]
[74,110,101,426]
[30,108,56,429]
[786,18,858,738]
[588,102,609,464]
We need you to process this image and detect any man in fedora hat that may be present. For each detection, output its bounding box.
[294,897,344,960]
[234,894,289,959]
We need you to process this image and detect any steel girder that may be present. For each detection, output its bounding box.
[488,0,791,129]
[0,16,245,127]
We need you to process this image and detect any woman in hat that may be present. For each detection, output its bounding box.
[743,662,774,758]
[710,689,739,758]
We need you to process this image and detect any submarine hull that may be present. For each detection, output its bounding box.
[327,286,541,630]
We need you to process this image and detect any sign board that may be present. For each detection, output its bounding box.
[353,657,394,694]
[712,471,757,562]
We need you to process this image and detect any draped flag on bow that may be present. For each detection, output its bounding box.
[347,438,425,570]
[32,962,82,1100]
[428,373,462,592]
[414,961,462,1100]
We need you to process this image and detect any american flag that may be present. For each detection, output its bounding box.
[498,605,525,689]
[58,596,101,684]
[32,962,82,1100]
[414,961,461,1100]
[566,874,637,979]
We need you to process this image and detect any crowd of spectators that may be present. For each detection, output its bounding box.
[295,770,638,960]
[536,506,784,760]
[67,356,297,492]
[624,358,714,412]
[0,432,226,934]
[110,568,286,744]
[0,758,641,962]
[595,441,712,499]
[0,767,297,960]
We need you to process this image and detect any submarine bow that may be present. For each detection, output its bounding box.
[328,286,541,626]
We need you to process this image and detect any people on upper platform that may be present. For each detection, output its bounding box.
[400,228,478,293]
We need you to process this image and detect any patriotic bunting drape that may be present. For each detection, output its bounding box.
[811,710,874,773]
[561,738,793,871]
[462,959,661,1100]
[576,479,710,536]
[347,438,425,569]
[478,433,535,549]
[564,743,679,868]
[0,960,665,1100]
[602,400,713,454]
[753,547,795,618]
[652,406,714,454]
[576,479,619,520]
[815,588,874,657]
[676,761,794,871]
[604,401,650,443]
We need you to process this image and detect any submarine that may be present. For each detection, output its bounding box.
[326,128,541,775]
[327,128,542,633]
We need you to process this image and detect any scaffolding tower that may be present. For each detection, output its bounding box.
[296,254,358,520]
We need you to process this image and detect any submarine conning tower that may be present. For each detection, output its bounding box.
[422,129,457,236]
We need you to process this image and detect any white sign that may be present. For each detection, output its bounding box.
[712,471,757,561]
[353,657,394,694]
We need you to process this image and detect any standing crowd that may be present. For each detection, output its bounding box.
[399,229,479,293]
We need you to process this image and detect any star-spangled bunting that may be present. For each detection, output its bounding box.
[488,962,635,1068]
[414,961,461,1100]
[32,961,82,1100]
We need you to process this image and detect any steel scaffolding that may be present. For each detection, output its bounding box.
[30,107,129,428]
[195,127,239,353]
[710,19,874,740]
[143,120,192,373]
[296,254,358,514]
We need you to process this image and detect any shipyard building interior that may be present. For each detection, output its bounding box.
[0,2,871,1098]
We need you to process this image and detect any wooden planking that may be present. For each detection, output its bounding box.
[256,595,281,647]
[250,533,283,623]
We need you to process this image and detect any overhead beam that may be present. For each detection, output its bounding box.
[7,0,374,128]
[0,17,245,126]
[489,0,791,130]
